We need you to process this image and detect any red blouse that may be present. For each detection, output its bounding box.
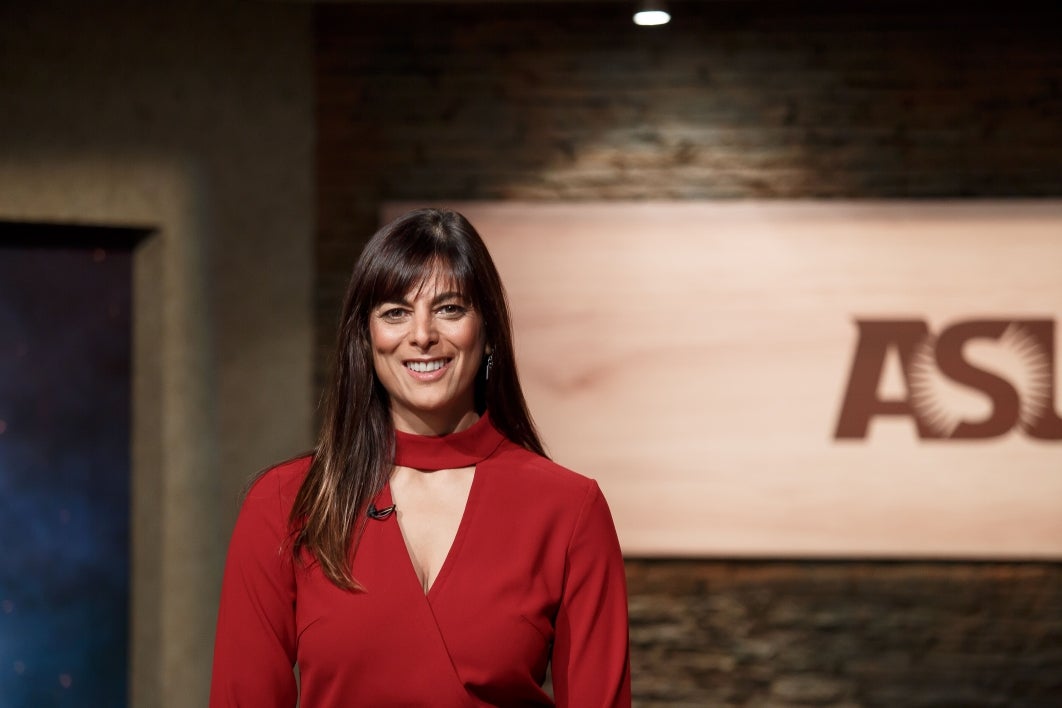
[209,415,631,707]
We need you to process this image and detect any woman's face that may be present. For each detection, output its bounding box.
[369,270,487,434]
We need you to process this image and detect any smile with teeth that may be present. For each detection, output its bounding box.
[405,358,450,373]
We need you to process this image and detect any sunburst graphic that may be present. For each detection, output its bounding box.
[908,333,957,437]
[1002,323,1054,430]
[908,323,1052,437]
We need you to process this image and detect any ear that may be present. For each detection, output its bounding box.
[485,343,493,355]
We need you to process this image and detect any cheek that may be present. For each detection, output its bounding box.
[464,325,487,351]
[368,321,399,354]
[455,319,486,356]
[367,326,401,387]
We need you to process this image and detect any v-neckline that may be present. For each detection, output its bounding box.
[380,465,483,598]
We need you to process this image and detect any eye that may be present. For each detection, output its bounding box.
[436,303,468,318]
[379,307,409,322]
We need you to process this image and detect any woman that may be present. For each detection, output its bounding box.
[210,208,631,707]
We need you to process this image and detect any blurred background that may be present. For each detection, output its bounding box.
[0,1,1059,706]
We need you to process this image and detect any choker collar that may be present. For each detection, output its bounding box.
[393,413,505,470]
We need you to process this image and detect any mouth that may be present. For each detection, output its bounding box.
[404,358,451,373]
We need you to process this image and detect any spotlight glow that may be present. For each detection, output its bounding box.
[633,10,670,26]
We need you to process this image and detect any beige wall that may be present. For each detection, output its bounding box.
[0,2,314,706]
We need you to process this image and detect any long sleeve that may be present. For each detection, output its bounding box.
[210,469,299,708]
[550,481,632,708]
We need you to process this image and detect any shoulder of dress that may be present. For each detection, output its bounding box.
[490,440,598,494]
[243,452,314,505]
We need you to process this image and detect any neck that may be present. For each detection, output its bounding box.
[391,408,481,437]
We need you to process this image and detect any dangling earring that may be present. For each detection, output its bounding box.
[485,351,494,381]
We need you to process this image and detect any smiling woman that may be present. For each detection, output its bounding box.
[210,208,631,707]
[369,274,487,434]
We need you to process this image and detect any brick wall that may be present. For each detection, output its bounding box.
[626,560,1061,706]
[316,2,1062,704]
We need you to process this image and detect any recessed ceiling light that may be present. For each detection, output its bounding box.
[634,1,670,26]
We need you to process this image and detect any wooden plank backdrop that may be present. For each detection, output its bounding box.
[383,201,1062,558]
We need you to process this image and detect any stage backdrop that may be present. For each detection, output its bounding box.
[383,201,1062,559]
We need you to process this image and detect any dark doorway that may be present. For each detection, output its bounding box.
[0,222,145,708]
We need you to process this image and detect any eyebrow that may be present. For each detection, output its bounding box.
[377,290,468,308]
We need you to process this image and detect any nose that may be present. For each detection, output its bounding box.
[409,308,438,349]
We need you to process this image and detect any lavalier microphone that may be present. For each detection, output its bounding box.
[367,503,396,520]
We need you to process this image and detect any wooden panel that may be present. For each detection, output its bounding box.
[384,201,1062,558]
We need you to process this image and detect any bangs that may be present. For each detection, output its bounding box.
[363,246,477,310]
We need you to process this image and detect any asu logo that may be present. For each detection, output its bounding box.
[835,318,1062,440]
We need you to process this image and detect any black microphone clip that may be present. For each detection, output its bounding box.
[367,503,396,520]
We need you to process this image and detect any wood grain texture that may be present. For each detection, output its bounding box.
[385,201,1062,558]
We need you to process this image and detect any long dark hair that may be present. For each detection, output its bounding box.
[291,208,545,590]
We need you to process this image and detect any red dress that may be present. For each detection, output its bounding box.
[209,414,631,707]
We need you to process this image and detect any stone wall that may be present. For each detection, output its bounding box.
[315,1,1062,705]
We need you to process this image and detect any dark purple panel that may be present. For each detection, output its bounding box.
[0,244,131,708]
